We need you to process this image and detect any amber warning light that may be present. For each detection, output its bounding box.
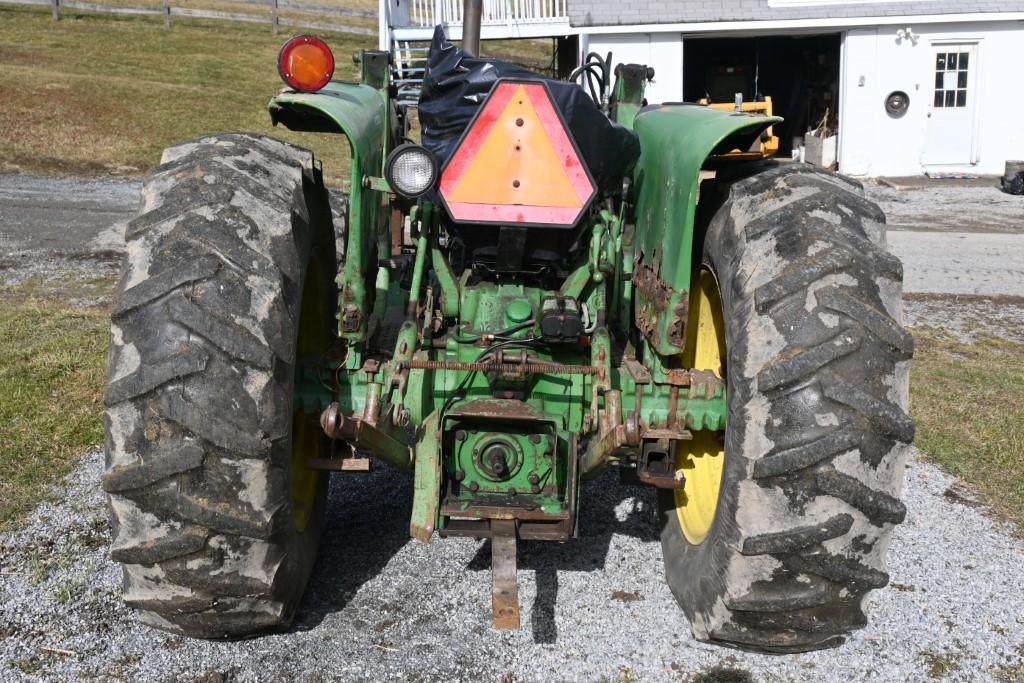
[439,80,596,228]
[278,35,334,93]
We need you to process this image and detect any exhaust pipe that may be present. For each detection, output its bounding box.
[462,0,482,57]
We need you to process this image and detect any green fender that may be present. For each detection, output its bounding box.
[630,105,782,358]
[269,82,391,341]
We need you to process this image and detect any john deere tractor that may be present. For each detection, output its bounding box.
[103,6,913,653]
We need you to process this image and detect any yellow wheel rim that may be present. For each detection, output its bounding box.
[290,256,328,532]
[674,266,727,545]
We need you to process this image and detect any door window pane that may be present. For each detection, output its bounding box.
[934,48,971,108]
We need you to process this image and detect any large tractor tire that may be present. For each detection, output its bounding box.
[102,133,336,638]
[660,164,914,653]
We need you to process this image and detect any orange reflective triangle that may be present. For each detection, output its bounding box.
[445,84,583,209]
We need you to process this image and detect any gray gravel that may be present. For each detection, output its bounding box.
[864,179,1024,234]
[905,298,1024,344]
[3,173,1024,682]
[2,447,1023,682]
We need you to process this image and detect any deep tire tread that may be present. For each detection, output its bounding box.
[104,133,334,639]
[659,164,912,654]
[740,513,853,556]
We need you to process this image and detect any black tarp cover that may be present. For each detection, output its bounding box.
[417,27,640,196]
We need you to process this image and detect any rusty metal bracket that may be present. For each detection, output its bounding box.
[636,439,685,489]
[490,518,520,630]
[320,402,412,471]
[305,456,371,472]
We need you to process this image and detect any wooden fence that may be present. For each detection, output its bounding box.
[0,0,378,36]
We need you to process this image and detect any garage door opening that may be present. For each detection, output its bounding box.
[683,34,841,158]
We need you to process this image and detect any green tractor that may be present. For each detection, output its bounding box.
[103,7,913,653]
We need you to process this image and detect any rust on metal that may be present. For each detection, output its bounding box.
[390,205,404,256]
[490,518,520,630]
[305,456,371,471]
[632,260,671,340]
[641,427,693,441]
[667,296,690,347]
[446,397,550,422]
[341,303,362,333]
[579,423,628,476]
[662,369,692,386]
[688,369,724,399]
[400,358,600,376]
[320,401,343,438]
[361,358,381,380]
[636,466,685,489]
[632,259,689,349]
[623,358,651,384]
[319,402,413,470]
[667,385,679,428]
[440,518,571,541]
[441,504,571,521]
[362,382,382,423]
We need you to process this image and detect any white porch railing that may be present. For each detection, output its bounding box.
[390,0,568,29]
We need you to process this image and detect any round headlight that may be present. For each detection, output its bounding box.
[385,144,438,198]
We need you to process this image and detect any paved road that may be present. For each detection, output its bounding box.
[0,174,138,255]
[888,231,1024,297]
[2,173,1021,297]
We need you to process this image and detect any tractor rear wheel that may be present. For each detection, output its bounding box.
[103,133,336,638]
[659,164,914,653]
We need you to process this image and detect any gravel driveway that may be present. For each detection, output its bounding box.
[2,172,1023,682]
[2,447,1023,683]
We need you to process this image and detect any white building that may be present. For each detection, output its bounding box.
[380,0,1024,177]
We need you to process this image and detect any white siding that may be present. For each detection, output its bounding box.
[585,21,1023,176]
[840,21,1024,176]
[587,33,684,106]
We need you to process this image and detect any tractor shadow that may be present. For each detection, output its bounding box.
[291,464,414,633]
[291,464,661,642]
[466,470,661,644]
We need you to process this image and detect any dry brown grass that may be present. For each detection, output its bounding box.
[0,7,367,181]
[911,328,1024,532]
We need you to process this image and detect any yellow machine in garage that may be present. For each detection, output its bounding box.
[698,96,780,160]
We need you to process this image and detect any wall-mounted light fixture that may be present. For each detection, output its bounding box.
[896,27,918,44]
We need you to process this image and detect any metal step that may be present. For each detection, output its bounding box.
[392,40,431,106]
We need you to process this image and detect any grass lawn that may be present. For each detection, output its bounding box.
[0,7,552,183]
[910,328,1024,531]
[0,287,108,531]
[0,7,371,182]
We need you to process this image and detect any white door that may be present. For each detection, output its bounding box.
[922,44,977,166]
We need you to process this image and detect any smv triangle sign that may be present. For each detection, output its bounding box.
[439,80,596,227]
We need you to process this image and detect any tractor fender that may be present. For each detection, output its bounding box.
[630,104,782,358]
[269,82,391,341]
